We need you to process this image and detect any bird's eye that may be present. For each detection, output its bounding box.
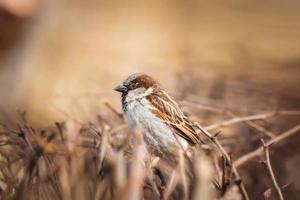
[127,82,137,90]
[127,84,134,90]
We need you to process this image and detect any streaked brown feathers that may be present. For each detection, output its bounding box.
[147,90,201,145]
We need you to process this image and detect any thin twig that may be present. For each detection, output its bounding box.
[240,120,275,138]
[54,106,82,125]
[55,122,65,143]
[205,110,300,132]
[104,102,124,120]
[184,101,276,137]
[225,111,276,139]
[181,101,228,114]
[17,125,34,153]
[234,124,300,168]
[194,123,250,200]
[110,124,127,135]
[261,139,284,200]
[182,101,300,117]
[220,155,230,195]
[183,101,299,139]
[205,112,276,130]
[163,170,178,200]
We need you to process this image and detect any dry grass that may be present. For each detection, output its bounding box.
[0,98,299,200]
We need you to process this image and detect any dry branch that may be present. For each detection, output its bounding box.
[104,102,124,120]
[261,139,284,200]
[224,111,277,139]
[205,110,300,134]
[194,123,250,200]
[183,101,299,139]
[234,124,300,168]
[185,102,275,137]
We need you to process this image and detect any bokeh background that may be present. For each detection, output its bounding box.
[1,0,299,125]
[1,1,300,199]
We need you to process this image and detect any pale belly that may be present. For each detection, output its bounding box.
[124,99,189,158]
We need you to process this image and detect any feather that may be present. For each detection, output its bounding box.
[146,90,201,145]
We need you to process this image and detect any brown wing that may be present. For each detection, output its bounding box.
[146,90,201,145]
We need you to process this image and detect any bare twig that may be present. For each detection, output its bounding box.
[225,111,276,139]
[181,101,227,114]
[183,101,299,139]
[240,120,275,138]
[220,156,230,195]
[110,124,127,135]
[17,125,34,153]
[234,124,300,168]
[55,122,65,143]
[194,123,250,200]
[263,188,272,200]
[178,150,188,200]
[54,106,82,125]
[182,101,300,117]
[205,112,276,130]
[205,110,300,133]
[261,139,284,200]
[163,170,179,200]
[104,102,124,120]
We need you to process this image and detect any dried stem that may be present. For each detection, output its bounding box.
[163,170,178,200]
[239,120,275,139]
[261,139,284,200]
[220,156,230,195]
[225,111,276,139]
[104,102,124,120]
[205,110,300,134]
[183,101,299,139]
[194,123,250,200]
[234,124,300,168]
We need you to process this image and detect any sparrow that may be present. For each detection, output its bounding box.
[114,73,202,163]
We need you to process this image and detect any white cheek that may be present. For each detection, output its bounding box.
[125,88,146,102]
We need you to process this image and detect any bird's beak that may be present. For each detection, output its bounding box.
[114,84,127,93]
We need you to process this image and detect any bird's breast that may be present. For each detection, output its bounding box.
[123,98,189,156]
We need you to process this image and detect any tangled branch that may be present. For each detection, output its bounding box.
[261,139,284,200]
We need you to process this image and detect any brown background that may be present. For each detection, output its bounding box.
[0,1,300,199]
[0,0,299,125]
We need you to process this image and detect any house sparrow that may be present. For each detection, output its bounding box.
[115,73,202,163]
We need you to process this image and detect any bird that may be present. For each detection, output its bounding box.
[114,73,203,164]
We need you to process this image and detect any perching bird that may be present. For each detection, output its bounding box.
[115,73,204,164]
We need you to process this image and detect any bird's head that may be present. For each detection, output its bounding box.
[114,73,159,96]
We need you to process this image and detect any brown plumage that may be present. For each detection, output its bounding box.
[146,89,201,145]
[116,73,202,147]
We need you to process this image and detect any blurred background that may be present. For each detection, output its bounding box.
[1,1,300,199]
[0,0,299,124]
